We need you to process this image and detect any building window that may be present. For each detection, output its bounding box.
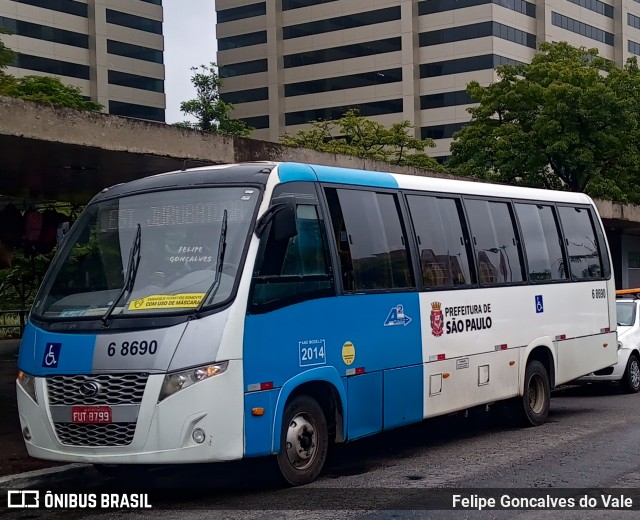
[418,0,535,18]
[552,12,614,45]
[109,100,165,122]
[284,37,401,68]
[285,68,402,97]
[566,0,613,18]
[325,188,414,291]
[108,70,163,93]
[420,22,536,49]
[219,59,268,78]
[285,99,403,126]
[0,16,88,48]
[420,54,523,78]
[420,90,475,110]
[139,0,162,5]
[218,3,266,24]
[464,199,525,285]
[106,9,162,35]
[629,40,640,56]
[421,123,466,140]
[283,7,400,39]
[515,203,568,281]
[219,31,267,51]
[12,0,87,17]
[107,40,163,64]
[630,13,640,31]
[407,195,474,288]
[282,0,337,10]
[14,53,89,79]
[221,87,269,104]
[240,115,269,129]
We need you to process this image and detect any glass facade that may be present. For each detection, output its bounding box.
[285,68,402,97]
[284,38,401,68]
[285,99,403,126]
[283,7,400,39]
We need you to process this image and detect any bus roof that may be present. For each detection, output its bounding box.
[93,161,593,206]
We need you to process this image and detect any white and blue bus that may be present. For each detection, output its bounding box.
[16,162,616,485]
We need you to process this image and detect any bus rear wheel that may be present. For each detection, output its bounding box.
[519,360,550,426]
[276,395,328,486]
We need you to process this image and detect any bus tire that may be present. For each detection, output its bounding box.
[276,395,328,486]
[621,353,640,394]
[519,360,550,426]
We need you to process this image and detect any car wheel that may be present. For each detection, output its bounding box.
[621,353,640,394]
[276,395,328,486]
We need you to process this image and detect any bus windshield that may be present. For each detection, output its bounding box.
[32,186,258,320]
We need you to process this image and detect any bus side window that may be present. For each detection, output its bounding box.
[406,194,473,288]
[558,206,604,281]
[250,204,334,312]
[324,187,414,292]
[464,199,525,285]
[515,203,568,281]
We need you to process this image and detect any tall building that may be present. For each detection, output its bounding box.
[0,0,165,122]
[216,0,638,160]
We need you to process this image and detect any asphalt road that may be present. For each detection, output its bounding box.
[2,383,640,520]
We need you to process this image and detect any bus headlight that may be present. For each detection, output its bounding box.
[158,361,229,402]
[17,371,38,404]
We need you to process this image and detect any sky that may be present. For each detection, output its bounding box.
[163,1,217,124]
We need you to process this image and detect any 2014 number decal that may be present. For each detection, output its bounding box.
[107,340,158,357]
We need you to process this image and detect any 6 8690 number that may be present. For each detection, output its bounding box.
[107,340,158,357]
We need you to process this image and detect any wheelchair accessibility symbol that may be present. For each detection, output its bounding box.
[42,342,62,368]
[535,295,544,314]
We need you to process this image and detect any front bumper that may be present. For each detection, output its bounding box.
[17,361,244,464]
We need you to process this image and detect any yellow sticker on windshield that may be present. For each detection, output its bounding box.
[128,293,205,310]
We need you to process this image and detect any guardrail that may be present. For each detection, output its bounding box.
[0,309,27,338]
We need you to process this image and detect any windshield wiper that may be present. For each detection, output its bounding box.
[196,209,228,313]
[102,223,142,326]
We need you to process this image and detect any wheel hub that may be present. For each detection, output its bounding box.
[285,413,317,470]
[630,358,640,390]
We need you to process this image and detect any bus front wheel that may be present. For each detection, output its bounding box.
[276,395,328,486]
[518,360,550,426]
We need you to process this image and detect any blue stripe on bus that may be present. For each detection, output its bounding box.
[242,293,422,454]
[17,322,96,376]
[277,163,399,188]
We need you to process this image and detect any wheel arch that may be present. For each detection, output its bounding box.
[519,339,556,394]
[271,367,346,454]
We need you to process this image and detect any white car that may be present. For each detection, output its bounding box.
[578,297,640,393]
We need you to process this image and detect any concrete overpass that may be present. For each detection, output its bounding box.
[1,95,640,287]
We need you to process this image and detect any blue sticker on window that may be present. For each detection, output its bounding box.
[42,342,62,368]
[535,295,544,314]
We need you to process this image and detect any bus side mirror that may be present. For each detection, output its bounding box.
[255,197,298,241]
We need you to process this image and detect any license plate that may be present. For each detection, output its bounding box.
[71,406,112,424]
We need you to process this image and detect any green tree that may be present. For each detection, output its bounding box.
[449,42,640,202]
[1,75,103,110]
[280,108,441,169]
[0,28,16,89]
[178,63,252,136]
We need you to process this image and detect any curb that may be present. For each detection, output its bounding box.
[0,464,91,488]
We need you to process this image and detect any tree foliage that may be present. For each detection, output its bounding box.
[280,109,441,169]
[448,42,640,203]
[0,35,102,111]
[0,75,103,110]
[178,63,252,136]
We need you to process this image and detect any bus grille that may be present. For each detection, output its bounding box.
[54,423,136,446]
[46,373,149,405]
